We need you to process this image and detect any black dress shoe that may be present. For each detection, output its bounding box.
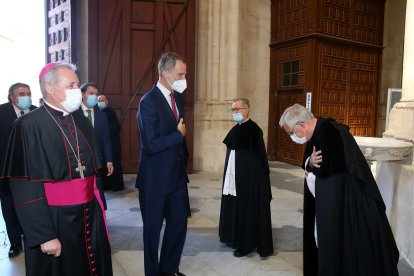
[8,243,21,258]
[233,248,252,258]
[160,272,186,276]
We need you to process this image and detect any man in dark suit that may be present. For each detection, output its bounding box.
[79,83,114,179]
[136,52,188,276]
[97,95,125,191]
[0,82,37,257]
[79,83,113,209]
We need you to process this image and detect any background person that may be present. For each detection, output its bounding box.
[97,95,124,191]
[0,82,36,258]
[219,97,273,258]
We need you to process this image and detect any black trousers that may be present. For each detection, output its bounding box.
[0,188,23,245]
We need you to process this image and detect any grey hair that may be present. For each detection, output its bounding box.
[158,52,185,77]
[279,104,314,128]
[233,97,250,108]
[39,63,77,98]
[8,82,30,102]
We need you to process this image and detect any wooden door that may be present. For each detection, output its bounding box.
[274,89,306,165]
[269,0,384,166]
[87,0,195,173]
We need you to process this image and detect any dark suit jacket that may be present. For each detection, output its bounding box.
[77,106,113,163]
[136,85,187,195]
[0,102,37,194]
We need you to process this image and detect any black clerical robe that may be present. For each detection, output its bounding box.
[101,106,124,191]
[219,119,273,257]
[303,118,399,276]
[0,104,113,276]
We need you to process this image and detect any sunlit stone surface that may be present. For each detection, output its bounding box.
[354,136,413,162]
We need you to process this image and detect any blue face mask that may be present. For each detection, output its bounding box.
[98,102,107,110]
[232,113,244,123]
[86,95,98,107]
[17,96,32,110]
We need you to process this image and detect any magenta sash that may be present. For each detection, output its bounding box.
[44,177,94,205]
[44,176,109,238]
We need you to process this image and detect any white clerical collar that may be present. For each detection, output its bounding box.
[44,101,69,116]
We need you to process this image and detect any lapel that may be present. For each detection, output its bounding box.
[6,102,19,120]
[153,86,180,124]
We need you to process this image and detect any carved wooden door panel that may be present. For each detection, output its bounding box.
[274,90,306,165]
[87,0,195,173]
[269,0,384,166]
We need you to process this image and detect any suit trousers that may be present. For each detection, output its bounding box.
[139,183,188,276]
[0,190,23,245]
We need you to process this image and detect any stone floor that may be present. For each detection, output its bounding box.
[0,161,413,275]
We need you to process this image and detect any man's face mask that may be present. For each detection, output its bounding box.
[232,113,244,123]
[98,102,107,110]
[167,74,187,93]
[289,125,307,144]
[86,95,98,107]
[17,96,32,110]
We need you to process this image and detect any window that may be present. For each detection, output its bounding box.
[282,60,299,86]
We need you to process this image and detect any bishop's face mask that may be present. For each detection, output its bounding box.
[167,74,187,93]
[60,89,82,113]
[17,96,32,110]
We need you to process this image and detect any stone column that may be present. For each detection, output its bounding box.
[383,0,414,142]
[194,0,270,172]
[379,1,414,267]
[401,0,414,102]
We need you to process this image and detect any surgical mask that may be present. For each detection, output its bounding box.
[17,96,32,110]
[60,89,82,113]
[86,95,98,107]
[167,74,187,93]
[290,126,307,144]
[290,133,307,144]
[232,113,244,123]
[98,102,107,110]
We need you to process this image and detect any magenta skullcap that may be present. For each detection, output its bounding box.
[39,62,59,82]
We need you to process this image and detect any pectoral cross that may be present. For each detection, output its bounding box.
[76,161,86,179]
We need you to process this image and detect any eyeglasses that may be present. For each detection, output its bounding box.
[287,123,304,135]
[231,107,246,112]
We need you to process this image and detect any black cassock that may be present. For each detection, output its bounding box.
[219,119,273,257]
[101,106,124,191]
[0,104,112,276]
[303,118,399,276]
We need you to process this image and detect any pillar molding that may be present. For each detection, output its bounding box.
[383,0,414,143]
[194,0,271,171]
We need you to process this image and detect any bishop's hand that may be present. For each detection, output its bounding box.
[41,238,62,257]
